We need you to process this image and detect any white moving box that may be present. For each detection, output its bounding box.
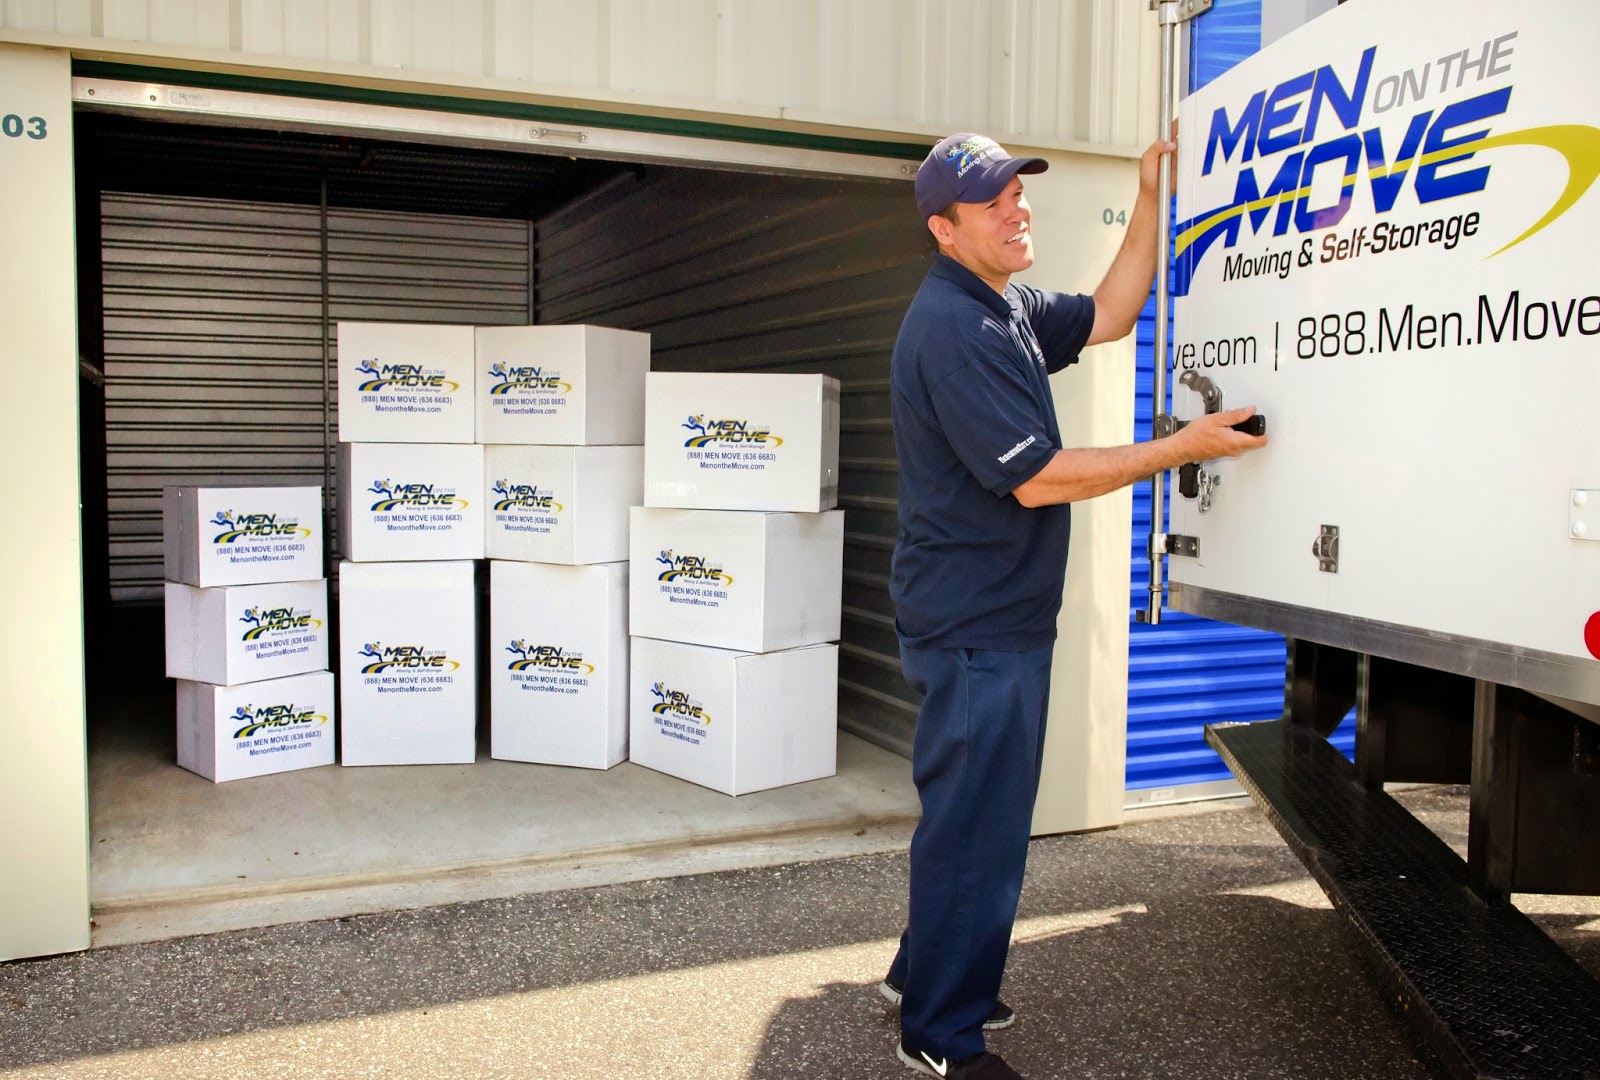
[337,322,476,443]
[165,579,328,686]
[629,507,844,652]
[339,560,477,766]
[475,324,651,445]
[484,445,642,565]
[163,485,323,588]
[339,442,485,562]
[490,561,629,769]
[176,670,336,783]
[629,637,838,796]
[643,372,840,513]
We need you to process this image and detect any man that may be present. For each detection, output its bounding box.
[882,133,1268,1079]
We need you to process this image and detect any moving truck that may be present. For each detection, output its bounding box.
[1145,1,1600,1075]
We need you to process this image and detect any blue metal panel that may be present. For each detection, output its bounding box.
[1126,0,1353,791]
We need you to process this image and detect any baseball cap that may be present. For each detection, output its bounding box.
[914,133,1049,219]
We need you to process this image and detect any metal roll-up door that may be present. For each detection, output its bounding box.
[100,192,532,603]
[534,169,931,756]
[1124,0,1354,802]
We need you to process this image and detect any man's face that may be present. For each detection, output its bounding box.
[931,176,1034,289]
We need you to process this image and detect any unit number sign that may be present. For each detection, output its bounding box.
[1,113,48,139]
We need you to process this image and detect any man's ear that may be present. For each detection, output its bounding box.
[927,214,953,248]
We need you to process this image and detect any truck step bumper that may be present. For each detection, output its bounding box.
[1206,718,1600,1080]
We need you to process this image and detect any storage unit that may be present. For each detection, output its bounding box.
[629,506,844,653]
[0,16,1156,959]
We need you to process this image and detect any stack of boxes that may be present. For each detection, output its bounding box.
[164,485,333,782]
[480,325,650,770]
[629,372,845,796]
[335,323,481,766]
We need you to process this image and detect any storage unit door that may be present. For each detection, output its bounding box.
[98,192,532,603]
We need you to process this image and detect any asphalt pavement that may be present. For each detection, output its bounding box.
[3,787,1594,1079]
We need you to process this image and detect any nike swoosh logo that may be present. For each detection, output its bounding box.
[921,1051,949,1077]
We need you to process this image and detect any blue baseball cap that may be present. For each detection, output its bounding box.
[914,133,1049,219]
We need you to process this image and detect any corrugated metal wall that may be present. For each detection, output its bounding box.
[1124,0,1351,797]
[535,169,931,755]
[5,1,1159,153]
[100,191,530,602]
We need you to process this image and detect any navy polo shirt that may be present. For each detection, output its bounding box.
[889,253,1097,651]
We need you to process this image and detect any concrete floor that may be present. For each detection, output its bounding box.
[10,788,1597,1079]
[90,713,921,947]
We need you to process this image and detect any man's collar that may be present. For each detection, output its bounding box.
[929,253,1014,320]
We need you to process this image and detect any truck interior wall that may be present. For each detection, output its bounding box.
[533,168,933,756]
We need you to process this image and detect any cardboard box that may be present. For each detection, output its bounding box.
[176,670,336,782]
[163,486,323,587]
[165,579,329,686]
[484,445,643,565]
[475,324,651,445]
[629,637,837,796]
[337,322,476,443]
[338,560,478,766]
[629,507,843,652]
[490,560,629,768]
[643,372,840,513]
[339,442,485,562]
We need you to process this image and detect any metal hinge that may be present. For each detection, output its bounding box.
[1572,490,1599,541]
[1149,0,1214,23]
[1312,525,1340,573]
[1165,533,1199,558]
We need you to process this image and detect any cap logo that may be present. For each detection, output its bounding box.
[948,136,1001,179]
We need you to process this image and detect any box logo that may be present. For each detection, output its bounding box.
[650,682,711,726]
[486,363,573,396]
[656,549,734,585]
[505,640,595,674]
[491,479,563,514]
[354,357,460,394]
[230,702,328,739]
[681,415,784,448]
[210,510,312,545]
[239,606,321,641]
[358,642,461,673]
[367,479,469,511]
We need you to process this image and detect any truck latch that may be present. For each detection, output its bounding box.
[1158,370,1266,514]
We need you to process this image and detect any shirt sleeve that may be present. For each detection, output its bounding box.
[1015,285,1097,374]
[925,330,1058,497]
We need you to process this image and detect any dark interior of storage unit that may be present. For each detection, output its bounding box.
[72,110,930,940]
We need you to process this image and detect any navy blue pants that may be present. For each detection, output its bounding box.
[888,643,1054,1059]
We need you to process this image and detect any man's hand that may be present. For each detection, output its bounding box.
[1173,405,1269,461]
[1087,123,1179,346]
[1138,135,1177,196]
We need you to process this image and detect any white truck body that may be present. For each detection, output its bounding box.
[1168,0,1600,706]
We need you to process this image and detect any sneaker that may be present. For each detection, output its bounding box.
[878,976,1016,1030]
[897,1042,1025,1079]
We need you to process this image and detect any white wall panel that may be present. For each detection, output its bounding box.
[4,0,91,33]
[6,0,1158,152]
[607,0,718,102]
